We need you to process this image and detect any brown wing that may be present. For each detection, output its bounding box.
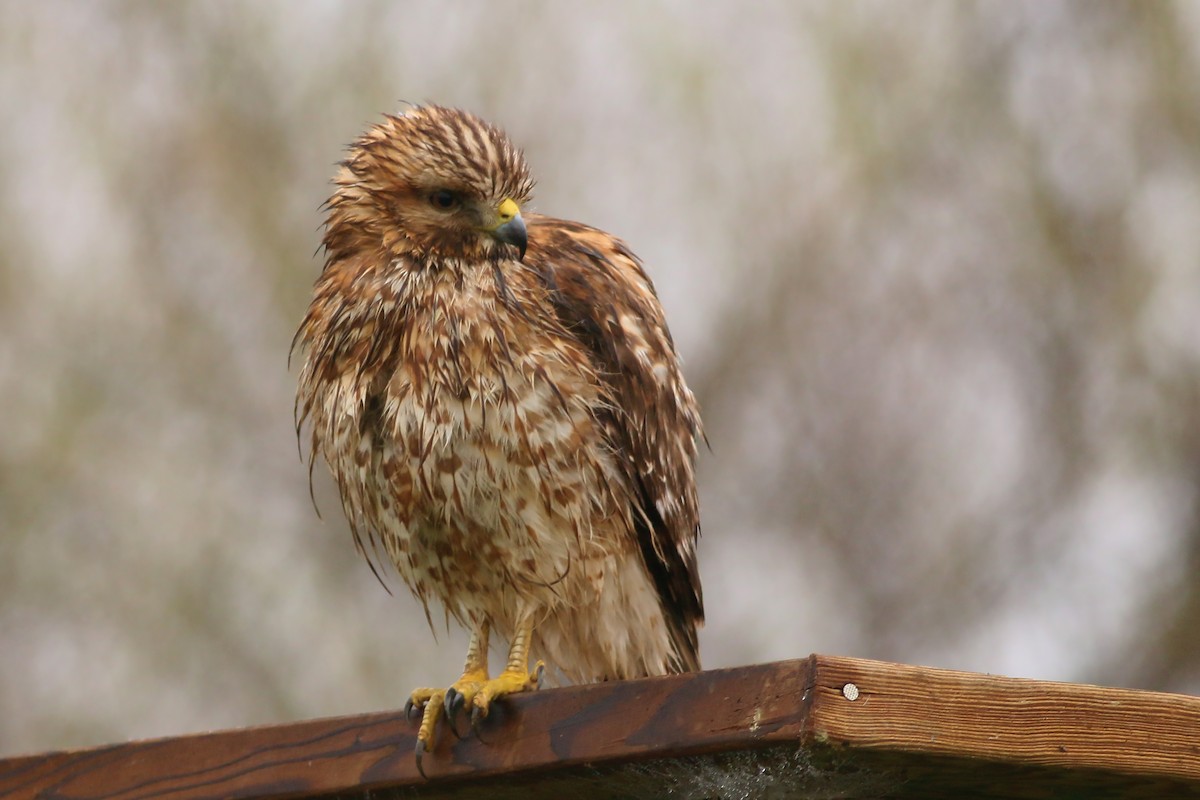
[523,214,704,671]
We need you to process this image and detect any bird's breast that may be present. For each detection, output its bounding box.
[370,267,601,522]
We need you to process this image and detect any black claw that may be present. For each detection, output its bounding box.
[470,705,489,742]
[534,663,546,690]
[404,697,420,722]
[443,690,465,740]
[445,687,463,718]
[414,739,428,780]
[446,716,464,741]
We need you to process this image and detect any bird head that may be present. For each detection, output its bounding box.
[323,105,534,266]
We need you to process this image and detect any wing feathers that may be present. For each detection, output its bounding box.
[524,215,704,670]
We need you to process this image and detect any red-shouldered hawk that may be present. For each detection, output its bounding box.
[293,105,703,775]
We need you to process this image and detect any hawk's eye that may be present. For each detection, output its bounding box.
[429,190,459,210]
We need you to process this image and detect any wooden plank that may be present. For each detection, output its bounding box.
[0,659,813,800]
[3,655,1200,799]
[806,655,1200,782]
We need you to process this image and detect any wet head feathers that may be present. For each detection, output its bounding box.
[325,105,535,263]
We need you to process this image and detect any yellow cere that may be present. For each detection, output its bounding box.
[497,198,520,223]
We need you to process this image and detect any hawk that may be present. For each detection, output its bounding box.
[294,105,703,773]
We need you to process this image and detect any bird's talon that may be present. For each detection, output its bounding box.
[443,691,466,740]
[449,717,465,740]
[414,738,428,780]
[445,687,463,718]
[470,704,489,741]
[532,661,546,689]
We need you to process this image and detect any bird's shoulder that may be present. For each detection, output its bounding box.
[521,214,671,351]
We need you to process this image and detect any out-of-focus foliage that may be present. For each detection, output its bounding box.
[1,1,1197,756]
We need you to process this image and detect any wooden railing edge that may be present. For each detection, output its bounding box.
[3,655,1199,799]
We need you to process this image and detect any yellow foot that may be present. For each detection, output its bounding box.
[405,668,488,778]
[470,660,545,723]
[404,618,543,779]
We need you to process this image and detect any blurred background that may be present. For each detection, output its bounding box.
[2,0,1199,756]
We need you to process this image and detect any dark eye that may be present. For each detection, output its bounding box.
[429,190,459,210]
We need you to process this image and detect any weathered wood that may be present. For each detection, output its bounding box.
[0,659,811,800]
[2,655,1199,799]
[807,655,1200,782]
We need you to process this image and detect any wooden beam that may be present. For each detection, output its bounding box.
[809,655,1200,780]
[2,655,1198,799]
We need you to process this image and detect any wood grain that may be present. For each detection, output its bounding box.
[806,655,1200,781]
[0,659,812,800]
[3,655,1199,799]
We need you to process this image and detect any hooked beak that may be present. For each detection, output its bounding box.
[490,197,527,260]
[492,214,527,260]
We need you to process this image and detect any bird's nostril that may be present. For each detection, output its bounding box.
[497,197,520,223]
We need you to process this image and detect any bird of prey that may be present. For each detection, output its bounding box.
[294,105,703,773]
